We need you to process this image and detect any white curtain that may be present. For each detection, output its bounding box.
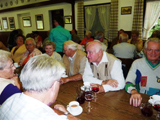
[143,1,160,39]
[85,6,96,31]
[97,4,110,39]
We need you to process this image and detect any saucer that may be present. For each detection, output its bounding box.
[81,86,85,91]
[148,99,154,106]
[67,106,83,116]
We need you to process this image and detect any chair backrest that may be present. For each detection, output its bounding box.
[117,57,134,71]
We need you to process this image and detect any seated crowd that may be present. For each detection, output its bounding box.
[0,27,160,120]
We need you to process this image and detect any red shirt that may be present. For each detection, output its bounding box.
[80,38,93,45]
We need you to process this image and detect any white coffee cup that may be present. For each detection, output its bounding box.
[150,95,160,102]
[14,63,19,68]
[68,101,79,112]
[84,82,90,87]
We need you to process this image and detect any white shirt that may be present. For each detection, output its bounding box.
[113,42,136,59]
[0,93,68,120]
[83,52,125,92]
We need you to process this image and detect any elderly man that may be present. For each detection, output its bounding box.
[95,31,108,51]
[61,41,86,84]
[113,33,136,59]
[125,38,160,107]
[110,29,124,49]
[83,41,125,93]
[0,55,78,120]
[49,16,71,56]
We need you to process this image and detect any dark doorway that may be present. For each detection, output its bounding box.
[50,9,64,28]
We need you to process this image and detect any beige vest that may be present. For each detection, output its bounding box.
[90,53,119,80]
[63,49,86,75]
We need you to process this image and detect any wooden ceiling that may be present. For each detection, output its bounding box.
[0,0,75,13]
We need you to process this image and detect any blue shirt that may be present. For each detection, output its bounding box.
[49,25,71,52]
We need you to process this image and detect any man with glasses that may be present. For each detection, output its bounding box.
[125,38,160,107]
[0,50,21,105]
[0,55,78,120]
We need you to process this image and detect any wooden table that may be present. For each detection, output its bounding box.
[51,81,157,120]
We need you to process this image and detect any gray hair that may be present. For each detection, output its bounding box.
[94,31,104,40]
[43,40,56,50]
[0,50,12,70]
[20,54,65,92]
[144,38,160,49]
[119,33,128,42]
[63,40,78,51]
[86,41,103,53]
[25,37,36,46]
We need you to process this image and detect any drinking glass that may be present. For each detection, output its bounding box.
[85,87,93,109]
[92,86,99,98]
[153,101,160,120]
[140,103,153,117]
[76,85,85,104]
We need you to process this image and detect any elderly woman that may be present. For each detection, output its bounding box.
[19,37,42,66]
[80,31,93,45]
[0,50,21,105]
[11,34,26,63]
[127,30,143,52]
[43,40,62,62]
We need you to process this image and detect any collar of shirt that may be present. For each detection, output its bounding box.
[69,51,77,62]
[92,51,108,67]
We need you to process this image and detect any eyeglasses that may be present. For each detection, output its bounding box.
[26,44,34,46]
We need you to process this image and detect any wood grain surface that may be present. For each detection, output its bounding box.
[51,81,157,120]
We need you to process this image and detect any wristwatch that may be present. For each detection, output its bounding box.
[64,112,70,115]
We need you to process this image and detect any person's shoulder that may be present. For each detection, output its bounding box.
[132,58,145,65]
[113,43,120,48]
[127,39,131,43]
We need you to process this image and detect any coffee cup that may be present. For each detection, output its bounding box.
[14,63,19,68]
[84,82,90,87]
[68,101,79,112]
[150,95,160,102]
[140,103,153,117]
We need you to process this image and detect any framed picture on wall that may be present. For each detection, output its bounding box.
[2,17,8,29]
[0,20,2,30]
[121,6,132,15]
[35,14,44,30]
[9,17,16,30]
[64,16,72,24]
[22,16,31,27]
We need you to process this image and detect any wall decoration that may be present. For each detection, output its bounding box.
[21,0,24,3]
[10,1,13,6]
[22,16,31,27]
[9,17,16,30]
[5,2,8,7]
[15,0,18,5]
[2,17,8,29]
[35,14,44,30]
[0,3,3,8]
[121,6,132,15]
[0,20,2,30]
[64,16,72,24]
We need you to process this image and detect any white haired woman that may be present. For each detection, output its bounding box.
[80,31,93,45]
[43,40,62,62]
[19,37,42,66]
[0,50,21,105]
